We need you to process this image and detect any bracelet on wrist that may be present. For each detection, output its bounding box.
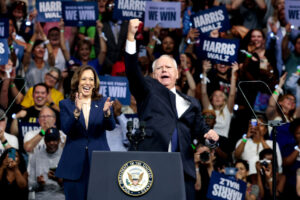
[29,40,34,45]
[275,86,283,94]
[2,139,8,147]
[39,129,46,136]
[148,44,154,49]
[273,91,279,95]
[10,83,15,88]
[183,68,189,72]
[294,145,300,153]
[60,29,64,33]
[242,134,247,143]
[43,40,50,45]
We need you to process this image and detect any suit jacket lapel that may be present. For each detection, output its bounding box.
[168,91,178,118]
[176,90,192,117]
[87,101,97,131]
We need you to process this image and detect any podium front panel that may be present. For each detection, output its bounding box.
[88,151,186,200]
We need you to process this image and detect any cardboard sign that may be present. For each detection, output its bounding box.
[36,0,63,22]
[285,0,300,27]
[144,1,181,28]
[62,1,98,27]
[113,0,150,20]
[0,39,9,65]
[191,6,230,35]
[207,171,247,200]
[99,76,131,105]
[196,36,239,65]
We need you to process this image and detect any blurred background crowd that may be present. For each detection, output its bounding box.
[0,0,300,199]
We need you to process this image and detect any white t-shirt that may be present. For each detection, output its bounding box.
[0,132,19,156]
[24,129,66,154]
[235,139,282,175]
[209,104,232,138]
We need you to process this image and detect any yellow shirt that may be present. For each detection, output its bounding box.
[21,87,64,108]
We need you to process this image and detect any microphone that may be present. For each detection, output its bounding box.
[127,121,133,133]
[139,121,146,137]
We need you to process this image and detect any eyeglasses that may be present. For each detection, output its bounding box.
[46,73,59,81]
[39,115,55,119]
[202,115,216,119]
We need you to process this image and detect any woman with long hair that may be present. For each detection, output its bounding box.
[55,66,115,200]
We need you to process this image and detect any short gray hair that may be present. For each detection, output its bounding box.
[152,54,178,72]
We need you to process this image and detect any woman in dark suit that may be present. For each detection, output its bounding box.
[55,65,115,200]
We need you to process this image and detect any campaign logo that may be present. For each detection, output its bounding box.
[118,160,153,196]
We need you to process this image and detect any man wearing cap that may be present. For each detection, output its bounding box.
[125,19,219,200]
[28,127,64,199]
[24,106,65,154]
[0,108,19,156]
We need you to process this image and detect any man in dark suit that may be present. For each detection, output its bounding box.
[125,19,219,200]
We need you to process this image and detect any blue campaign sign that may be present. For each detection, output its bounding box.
[62,1,98,27]
[99,76,131,105]
[191,6,230,35]
[196,36,240,66]
[0,18,9,38]
[36,0,63,22]
[0,39,9,65]
[285,0,300,27]
[207,171,247,200]
[113,0,150,20]
[144,1,181,28]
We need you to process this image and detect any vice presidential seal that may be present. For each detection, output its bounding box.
[118,160,153,196]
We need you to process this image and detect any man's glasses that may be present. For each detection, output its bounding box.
[39,115,55,119]
[46,73,59,81]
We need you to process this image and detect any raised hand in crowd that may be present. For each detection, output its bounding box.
[147,23,161,61]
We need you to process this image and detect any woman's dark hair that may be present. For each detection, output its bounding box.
[0,148,27,174]
[33,83,49,94]
[32,40,45,51]
[70,65,102,101]
[10,1,27,19]
[48,27,60,36]
[191,0,214,12]
[235,159,249,171]
[240,29,265,51]
[278,93,296,122]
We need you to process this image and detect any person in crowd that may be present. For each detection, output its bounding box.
[44,20,69,75]
[23,22,55,90]
[28,127,64,200]
[201,60,238,138]
[235,159,259,200]
[286,68,300,107]
[256,149,285,199]
[201,109,231,160]
[230,0,266,29]
[125,19,219,200]
[0,148,28,199]
[176,53,196,97]
[266,73,298,122]
[297,168,300,197]
[9,0,34,42]
[281,118,300,198]
[24,106,65,154]
[106,99,129,151]
[194,143,216,200]
[21,67,64,112]
[10,83,49,136]
[0,57,24,113]
[55,66,115,200]
[0,109,18,156]
[282,33,300,82]
[234,117,282,181]
[70,20,107,76]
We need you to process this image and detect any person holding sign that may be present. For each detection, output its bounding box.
[125,19,219,200]
[55,66,115,200]
[200,60,238,139]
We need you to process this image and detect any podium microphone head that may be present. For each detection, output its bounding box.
[139,121,146,129]
[127,121,133,131]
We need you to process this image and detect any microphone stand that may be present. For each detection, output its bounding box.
[126,121,146,151]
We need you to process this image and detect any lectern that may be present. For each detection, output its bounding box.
[87,151,186,200]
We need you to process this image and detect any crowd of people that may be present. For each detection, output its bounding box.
[0,0,300,199]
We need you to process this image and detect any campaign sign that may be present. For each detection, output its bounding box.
[285,0,300,27]
[99,76,131,105]
[191,6,230,35]
[62,1,98,27]
[144,1,181,28]
[36,0,62,22]
[196,36,239,65]
[0,39,9,65]
[207,171,246,200]
[113,0,150,20]
[0,18,9,38]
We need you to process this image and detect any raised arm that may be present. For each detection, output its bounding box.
[180,54,196,97]
[200,60,212,110]
[59,19,70,61]
[125,19,150,101]
[96,20,107,66]
[227,62,238,113]
[265,72,287,120]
